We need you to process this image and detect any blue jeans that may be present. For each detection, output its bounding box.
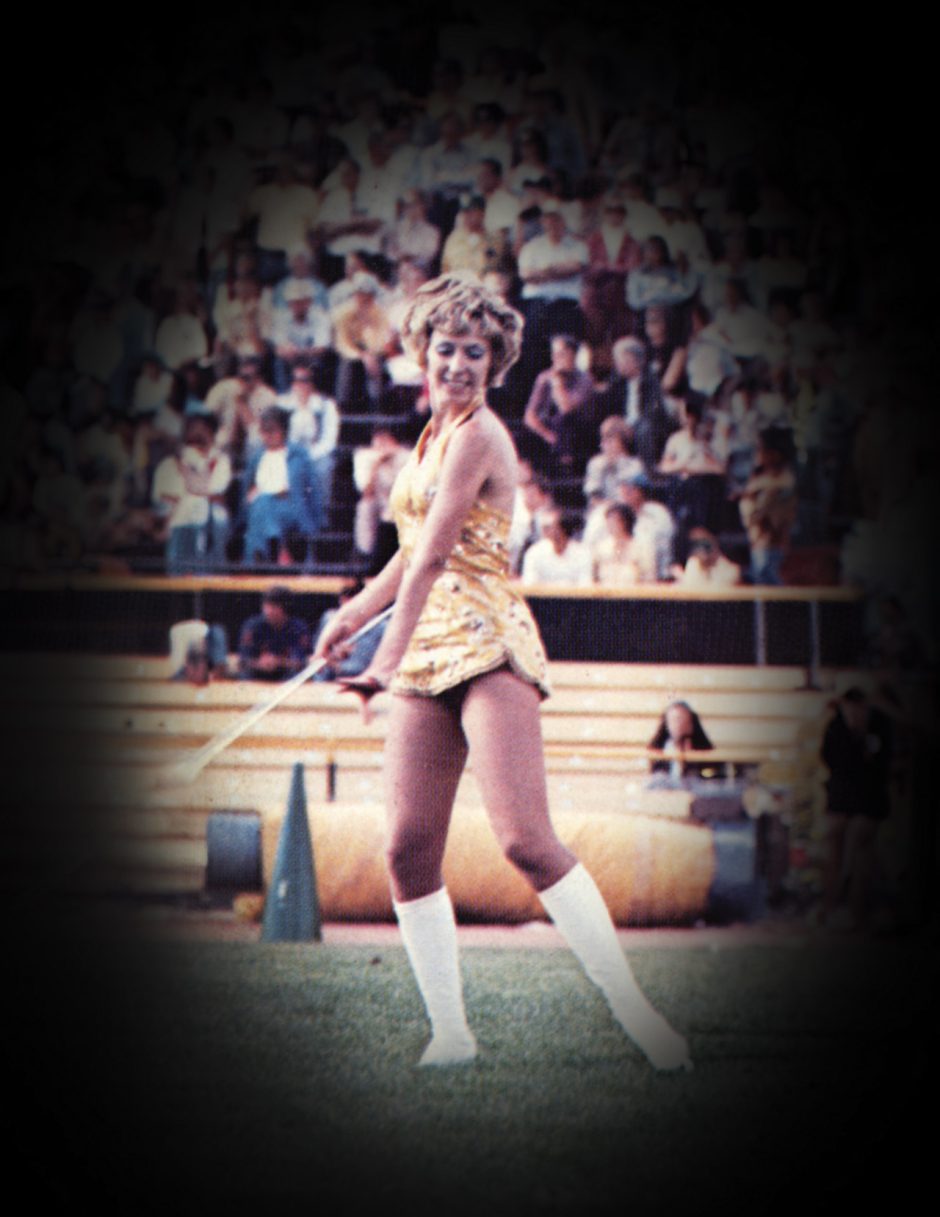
[166,517,229,573]
[749,547,785,585]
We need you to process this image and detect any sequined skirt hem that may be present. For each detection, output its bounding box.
[389,648,551,701]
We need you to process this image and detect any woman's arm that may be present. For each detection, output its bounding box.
[313,550,405,662]
[660,345,688,394]
[522,377,557,444]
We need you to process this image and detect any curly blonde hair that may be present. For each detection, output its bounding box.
[398,272,524,386]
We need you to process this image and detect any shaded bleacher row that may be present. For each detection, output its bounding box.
[3,651,842,908]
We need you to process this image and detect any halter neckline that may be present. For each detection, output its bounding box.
[416,398,485,463]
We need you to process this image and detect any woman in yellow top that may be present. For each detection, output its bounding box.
[315,273,690,1072]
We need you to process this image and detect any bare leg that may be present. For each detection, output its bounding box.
[461,668,691,1070]
[384,693,468,902]
[460,667,576,890]
[383,694,475,1065]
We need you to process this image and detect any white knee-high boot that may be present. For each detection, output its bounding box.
[539,863,692,1071]
[393,887,477,1066]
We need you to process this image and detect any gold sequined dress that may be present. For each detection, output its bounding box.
[388,401,551,699]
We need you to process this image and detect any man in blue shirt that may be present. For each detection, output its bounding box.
[237,585,311,679]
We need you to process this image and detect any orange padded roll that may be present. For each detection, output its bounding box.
[261,803,716,927]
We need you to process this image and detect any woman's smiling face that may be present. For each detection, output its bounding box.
[426,327,492,408]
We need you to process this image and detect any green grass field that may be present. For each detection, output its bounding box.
[12,924,937,1217]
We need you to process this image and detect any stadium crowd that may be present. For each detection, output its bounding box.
[1,12,933,654]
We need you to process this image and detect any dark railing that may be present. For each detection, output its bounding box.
[1,571,866,677]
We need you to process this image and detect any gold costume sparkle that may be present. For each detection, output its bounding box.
[388,401,551,699]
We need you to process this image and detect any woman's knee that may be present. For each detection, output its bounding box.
[385,822,447,891]
[499,829,574,888]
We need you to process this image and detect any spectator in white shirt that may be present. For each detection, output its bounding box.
[316,158,386,283]
[671,528,741,587]
[278,361,339,514]
[131,352,174,418]
[521,507,593,586]
[384,189,442,275]
[508,466,555,575]
[516,203,589,387]
[242,157,319,284]
[712,277,779,364]
[473,157,519,255]
[151,411,232,572]
[352,425,410,569]
[615,472,676,582]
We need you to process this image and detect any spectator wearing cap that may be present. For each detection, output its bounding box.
[331,272,394,410]
[597,336,679,474]
[240,405,324,565]
[151,410,232,573]
[269,279,333,393]
[582,195,642,346]
[237,585,312,679]
[440,195,497,277]
[263,246,330,316]
[616,471,677,582]
[204,355,278,464]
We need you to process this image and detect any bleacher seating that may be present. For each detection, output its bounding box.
[2,651,847,900]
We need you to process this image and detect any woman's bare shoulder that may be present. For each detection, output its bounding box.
[448,405,515,460]
[445,407,519,508]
